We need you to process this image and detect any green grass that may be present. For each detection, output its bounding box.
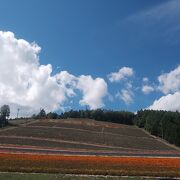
[0,173,156,180]
[0,173,53,180]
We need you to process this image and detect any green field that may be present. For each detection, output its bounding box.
[0,173,156,180]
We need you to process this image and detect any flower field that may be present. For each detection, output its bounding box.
[1,119,175,151]
[0,119,179,177]
[0,152,179,177]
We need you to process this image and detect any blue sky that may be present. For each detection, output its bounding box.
[0,0,180,116]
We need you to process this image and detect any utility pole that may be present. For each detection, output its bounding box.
[102,127,105,144]
[17,108,20,119]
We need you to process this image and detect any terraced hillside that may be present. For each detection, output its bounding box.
[0,118,179,156]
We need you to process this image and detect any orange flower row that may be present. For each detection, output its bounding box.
[0,153,179,177]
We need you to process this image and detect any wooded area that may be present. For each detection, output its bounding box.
[60,109,135,125]
[134,110,180,146]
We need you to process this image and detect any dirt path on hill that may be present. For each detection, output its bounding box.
[0,135,143,151]
[27,125,154,139]
[141,128,180,151]
[0,145,179,157]
[0,119,39,132]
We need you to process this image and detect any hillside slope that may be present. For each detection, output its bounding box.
[0,118,179,156]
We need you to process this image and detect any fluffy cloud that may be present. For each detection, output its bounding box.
[148,66,180,111]
[108,67,134,82]
[0,31,71,116]
[108,67,134,105]
[158,65,180,94]
[148,92,180,111]
[142,77,149,83]
[0,31,108,117]
[141,77,154,95]
[77,75,107,109]
[55,71,77,97]
[116,82,134,105]
[116,89,134,105]
[142,85,154,94]
[55,72,108,109]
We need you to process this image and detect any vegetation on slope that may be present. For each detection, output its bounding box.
[2,106,180,147]
[59,109,180,147]
[0,172,155,180]
[0,153,179,177]
[1,122,173,151]
[134,110,180,146]
[60,109,135,125]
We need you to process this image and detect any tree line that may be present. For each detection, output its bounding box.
[60,109,135,125]
[134,110,180,146]
[32,109,135,125]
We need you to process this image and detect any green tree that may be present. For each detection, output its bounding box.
[38,109,46,119]
[0,105,10,127]
[47,112,58,119]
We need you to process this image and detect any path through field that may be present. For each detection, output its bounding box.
[0,119,179,157]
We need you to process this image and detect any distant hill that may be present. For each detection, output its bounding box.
[0,118,179,156]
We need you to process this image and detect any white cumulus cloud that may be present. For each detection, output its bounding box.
[158,65,180,94]
[0,31,108,117]
[108,67,134,82]
[116,82,134,105]
[142,85,154,94]
[56,72,108,109]
[148,92,180,112]
[147,65,180,111]
[77,75,108,109]
[142,77,149,83]
[116,89,134,105]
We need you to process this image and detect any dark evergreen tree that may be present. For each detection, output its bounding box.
[0,104,10,127]
[38,109,46,119]
[135,109,180,147]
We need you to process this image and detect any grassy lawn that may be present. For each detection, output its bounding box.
[0,172,155,180]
